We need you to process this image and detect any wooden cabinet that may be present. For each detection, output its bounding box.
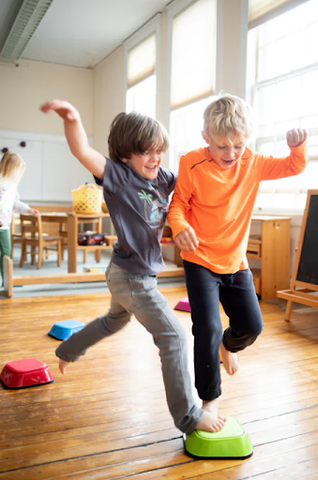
[248,216,291,300]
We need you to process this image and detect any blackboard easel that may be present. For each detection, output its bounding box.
[277,189,318,321]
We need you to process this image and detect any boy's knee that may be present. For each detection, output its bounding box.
[249,316,263,337]
[242,318,263,347]
[100,311,131,334]
[154,325,187,353]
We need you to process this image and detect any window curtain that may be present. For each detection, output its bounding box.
[170,0,216,110]
[127,33,156,88]
[248,0,310,28]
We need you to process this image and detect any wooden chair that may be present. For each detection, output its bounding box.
[19,214,62,269]
[10,213,22,259]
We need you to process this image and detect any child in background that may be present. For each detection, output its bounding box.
[40,99,226,435]
[167,93,308,429]
[0,152,39,284]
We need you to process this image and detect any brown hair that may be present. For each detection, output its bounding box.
[203,93,254,142]
[108,112,169,163]
[0,151,26,183]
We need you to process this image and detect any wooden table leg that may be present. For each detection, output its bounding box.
[31,231,36,264]
[3,255,13,298]
[174,245,183,267]
[285,299,293,322]
[68,214,77,273]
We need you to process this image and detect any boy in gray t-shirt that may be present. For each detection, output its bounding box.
[40,100,226,435]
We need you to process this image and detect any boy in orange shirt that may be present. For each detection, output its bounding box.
[167,93,308,431]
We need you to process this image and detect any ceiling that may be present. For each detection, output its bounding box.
[0,0,171,69]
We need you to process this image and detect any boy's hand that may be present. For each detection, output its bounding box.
[28,208,40,217]
[174,227,199,252]
[287,128,307,148]
[40,99,79,122]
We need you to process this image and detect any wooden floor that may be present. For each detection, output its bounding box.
[0,286,318,479]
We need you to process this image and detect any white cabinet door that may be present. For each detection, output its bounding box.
[0,130,92,203]
[0,136,43,201]
[42,142,89,202]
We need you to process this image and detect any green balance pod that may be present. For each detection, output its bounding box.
[184,416,253,459]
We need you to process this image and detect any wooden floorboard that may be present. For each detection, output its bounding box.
[0,287,317,479]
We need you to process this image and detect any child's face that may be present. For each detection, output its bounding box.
[121,148,163,180]
[202,131,247,170]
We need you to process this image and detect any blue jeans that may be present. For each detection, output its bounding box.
[183,261,263,401]
[56,261,203,434]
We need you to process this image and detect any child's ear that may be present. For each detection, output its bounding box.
[201,131,208,144]
[121,157,129,164]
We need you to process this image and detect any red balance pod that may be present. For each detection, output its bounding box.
[0,358,54,389]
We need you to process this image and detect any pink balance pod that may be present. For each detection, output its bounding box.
[174,297,191,312]
[0,358,54,389]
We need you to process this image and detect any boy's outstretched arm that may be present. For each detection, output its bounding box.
[40,100,106,180]
[255,128,308,181]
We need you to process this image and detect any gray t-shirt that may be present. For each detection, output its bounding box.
[95,159,176,275]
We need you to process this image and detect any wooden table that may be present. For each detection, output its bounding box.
[36,212,183,277]
[38,212,110,273]
[67,212,111,273]
[40,212,68,231]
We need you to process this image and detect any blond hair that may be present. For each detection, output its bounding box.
[203,93,253,141]
[0,152,26,184]
[108,112,169,164]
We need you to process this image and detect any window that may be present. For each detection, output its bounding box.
[126,74,156,119]
[125,25,157,118]
[168,0,217,171]
[169,97,213,172]
[247,0,318,212]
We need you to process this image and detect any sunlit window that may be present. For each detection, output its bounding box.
[126,75,156,119]
[168,0,216,172]
[247,0,318,212]
[169,97,212,173]
[126,32,157,118]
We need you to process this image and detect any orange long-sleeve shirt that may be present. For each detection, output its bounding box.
[167,142,308,274]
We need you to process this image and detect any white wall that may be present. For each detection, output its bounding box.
[215,0,249,97]
[0,59,94,203]
[93,46,126,156]
[0,59,93,135]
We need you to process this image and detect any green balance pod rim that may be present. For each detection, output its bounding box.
[184,416,253,459]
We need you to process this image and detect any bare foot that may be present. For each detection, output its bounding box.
[195,397,226,432]
[219,341,239,375]
[196,410,226,433]
[59,359,69,374]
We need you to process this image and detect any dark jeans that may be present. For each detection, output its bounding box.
[183,260,263,401]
